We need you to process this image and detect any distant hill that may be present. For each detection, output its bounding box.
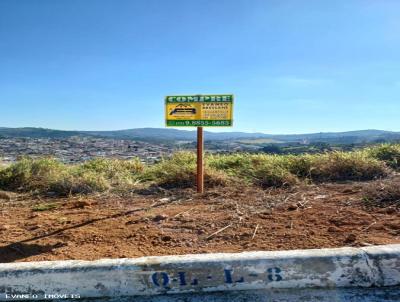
[271,130,400,144]
[0,127,82,139]
[0,127,399,144]
[84,128,271,141]
[0,127,271,142]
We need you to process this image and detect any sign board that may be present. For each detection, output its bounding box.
[165,94,233,127]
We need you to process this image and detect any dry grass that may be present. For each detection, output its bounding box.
[0,157,143,196]
[367,144,400,170]
[208,150,388,186]
[0,191,12,201]
[363,178,400,208]
[294,151,388,182]
[0,144,398,196]
[140,152,230,189]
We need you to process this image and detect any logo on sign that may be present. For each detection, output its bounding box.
[169,104,197,117]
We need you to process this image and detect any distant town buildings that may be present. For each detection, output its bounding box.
[0,136,261,165]
[0,137,172,164]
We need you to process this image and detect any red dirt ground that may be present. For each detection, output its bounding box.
[0,179,399,263]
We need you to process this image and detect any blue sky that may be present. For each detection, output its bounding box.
[0,0,399,134]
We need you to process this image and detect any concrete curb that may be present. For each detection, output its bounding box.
[0,244,399,300]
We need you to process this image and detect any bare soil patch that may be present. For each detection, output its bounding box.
[0,177,399,263]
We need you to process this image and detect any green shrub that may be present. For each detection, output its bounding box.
[78,157,143,190]
[0,157,142,195]
[80,158,143,176]
[0,157,66,192]
[297,151,388,182]
[48,170,110,196]
[283,154,313,178]
[209,153,298,188]
[367,144,400,170]
[209,151,387,186]
[246,154,298,187]
[208,153,252,178]
[249,161,298,188]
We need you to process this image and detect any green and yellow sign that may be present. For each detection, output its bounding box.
[165,94,233,127]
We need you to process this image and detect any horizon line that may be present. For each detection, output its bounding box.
[0,126,399,136]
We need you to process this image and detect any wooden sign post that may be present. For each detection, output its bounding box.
[165,94,233,194]
[197,127,204,193]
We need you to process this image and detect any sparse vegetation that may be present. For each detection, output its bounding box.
[208,153,298,187]
[208,150,387,185]
[0,191,11,201]
[0,144,398,196]
[0,157,66,192]
[363,179,400,208]
[367,144,400,170]
[286,151,388,182]
[0,157,144,196]
[140,152,230,189]
[32,203,59,211]
[0,159,7,169]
